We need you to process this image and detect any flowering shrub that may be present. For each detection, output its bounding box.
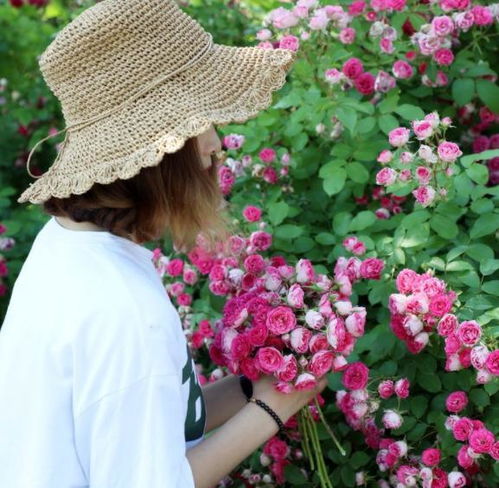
[2,0,499,487]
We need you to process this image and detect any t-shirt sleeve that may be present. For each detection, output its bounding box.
[74,373,195,488]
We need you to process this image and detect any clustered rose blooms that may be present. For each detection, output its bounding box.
[342,235,366,256]
[376,111,462,208]
[354,185,408,220]
[219,135,292,195]
[207,250,383,392]
[389,268,457,354]
[444,391,499,475]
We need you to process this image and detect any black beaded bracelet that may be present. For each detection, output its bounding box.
[247,397,285,434]
[239,374,253,400]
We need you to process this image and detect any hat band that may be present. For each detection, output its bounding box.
[25,33,214,180]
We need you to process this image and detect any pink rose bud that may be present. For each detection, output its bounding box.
[378,380,395,399]
[287,283,305,308]
[394,378,410,398]
[448,471,466,488]
[388,127,411,147]
[305,310,325,330]
[446,391,468,413]
[382,409,403,429]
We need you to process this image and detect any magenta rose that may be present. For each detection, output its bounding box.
[242,205,262,223]
[360,258,385,280]
[354,72,375,95]
[259,147,276,164]
[166,258,184,276]
[342,361,369,390]
[437,313,458,337]
[421,448,441,466]
[249,231,272,251]
[469,428,495,454]
[256,347,285,374]
[342,57,364,79]
[456,320,482,347]
[263,436,290,461]
[446,391,468,413]
[308,350,334,377]
[378,380,395,399]
[396,269,419,294]
[392,60,414,79]
[394,378,410,399]
[289,327,312,354]
[485,350,499,375]
[452,417,474,441]
[429,293,454,317]
[243,254,266,274]
[266,306,297,335]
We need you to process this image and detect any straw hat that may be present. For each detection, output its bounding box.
[18,0,296,204]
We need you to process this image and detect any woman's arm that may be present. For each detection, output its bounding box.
[201,374,247,432]
[186,375,327,488]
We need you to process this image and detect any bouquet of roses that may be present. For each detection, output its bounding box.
[207,253,384,487]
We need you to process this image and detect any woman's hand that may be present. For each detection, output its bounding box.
[252,374,328,424]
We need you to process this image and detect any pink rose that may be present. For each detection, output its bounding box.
[434,48,455,66]
[276,354,298,382]
[278,34,299,52]
[359,258,385,280]
[485,349,499,375]
[166,258,184,276]
[308,350,334,377]
[266,306,297,335]
[262,166,278,184]
[242,205,262,222]
[394,378,410,399]
[305,310,325,330]
[437,313,458,337]
[377,150,393,164]
[325,68,343,84]
[457,444,474,469]
[396,269,419,293]
[376,167,397,186]
[392,60,414,79]
[429,293,454,317]
[469,428,495,454]
[378,380,394,399]
[354,72,375,95]
[177,293,192,306]
[412,120,434,140]
[437,141,462,162]
[295,372,318,390]
[339,27,356,44]
[223,133,245,149]
[309,333,329,353]
[230,334,252,361]
[250,231,272,251]
[289,327,312,353]
[345,310,366,337]
[243,254,266,274]
[263,436,290,460]
[412,186,436,207]
[287,283,305,308]
[456,320,482,346]
[471,5,494,26]
[382,409,403,429]
[490,441,499,461]
[388,127,411,147]
[342,361,369,390]
[431,15,455,36]
[452,417,474,441]
[296,259,315,283]
[421,448,441,466]
[342,57,364,80]
[446,391,468,413]
[256,347,285,374]
[269,7,299,29]
[415,166,432,185]
[470,345,489,370]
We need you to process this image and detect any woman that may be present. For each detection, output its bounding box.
[0,1,326,487]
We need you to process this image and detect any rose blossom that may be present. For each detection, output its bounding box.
[446,391,468,413]
[242,205,262,222]
[421,448,441,466]
[256,347,285,374]
[392,60,414,79]
[396,269,419,293]
[412,120,434,140]
[431,15,455,36]
[309,350,334,377]
[469,428,495,454]
[378,380,394,399]
[305,310,325,330]
[471,5,494,26]
[355,72,375,95]
[412,186,436,207]
[295,372,318,390]
[279,34,300,52]
[342,57,364,80]
[394,378,410,398]
[470,345,489,370]
[376,167,397,186]
[345,310,366,337]
[452,417,474,441]
[437,141,462,162]
[276,354,298,382]
[448,471,466,488]
[359,258,385,280]
[382,409,403,429]
[296,258,315,283]
[266,306,297,334]
[456,320,481,346]
[290,327,312,353]
[287,283,304,308]
[437,313,458,337]
[434,48,454,66]
[485,350,499,375]
[388,127,410,147]
[342,362,369,390]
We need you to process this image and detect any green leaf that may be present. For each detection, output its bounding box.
[378,114,399,134]
[394,104,425,120]
[333,212,352,236]
[446,260,473,272]
[452,78,475,106]
[410,396,428,419]
[315,232,336,245]
[349,211,376,231]
[283,464,308,485]
[460,148,499,165]
[346,162,370,183]
[274,224,303,240]
[430,214,459,239]
[470,213,499,239]
[349,451,370,470]
[336,106,358,136]
[465,243,494,262]
[417,372,442,393]
[268,201,289,226]
[466,163,489,185]
[476,79,499,113]
[323,167,347,196]
[481,259,499,276]
[470,388,490,408]
[482,280,499,296]
[471,198,494,214]
[357,116,376,134]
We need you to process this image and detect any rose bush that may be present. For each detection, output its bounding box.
[1,0,498,487]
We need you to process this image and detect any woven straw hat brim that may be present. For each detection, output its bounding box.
[18,44,296,204]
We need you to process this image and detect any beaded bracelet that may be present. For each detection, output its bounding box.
[247,397,285,434]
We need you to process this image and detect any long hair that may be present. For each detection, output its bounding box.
[42,136,232,252]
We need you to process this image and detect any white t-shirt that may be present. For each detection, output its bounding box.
[0,216,206,488]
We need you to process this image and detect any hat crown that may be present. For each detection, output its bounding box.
[39,0,210,126]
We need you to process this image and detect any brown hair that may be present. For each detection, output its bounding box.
[42,136,232,252]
